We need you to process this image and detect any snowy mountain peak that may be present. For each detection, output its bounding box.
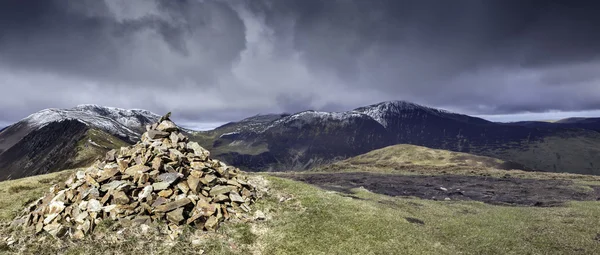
[353,100,457,127]
[21,105,161,140]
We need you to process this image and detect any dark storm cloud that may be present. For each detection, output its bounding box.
[0,0,600,126]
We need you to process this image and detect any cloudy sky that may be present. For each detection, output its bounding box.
[1,0,599,129]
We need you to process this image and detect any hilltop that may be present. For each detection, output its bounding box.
[2,147,600,254]
[313,144,528,174]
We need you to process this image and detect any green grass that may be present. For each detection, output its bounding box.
[0,169,76,220]
[253,176,600,255]
[2,170,600,254]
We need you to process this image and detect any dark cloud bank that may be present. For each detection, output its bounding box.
[1,0,599,126]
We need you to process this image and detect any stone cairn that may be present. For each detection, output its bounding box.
[15,113,259,239]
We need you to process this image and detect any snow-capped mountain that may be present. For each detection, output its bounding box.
[23,104,160,138]
[239,101,489,133]
[194,100,600,175]
[0,105,161,181]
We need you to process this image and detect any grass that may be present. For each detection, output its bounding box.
[252,176,600,255]
[1,169,600,254]
[72,129,130,167]
[0,169,76,221]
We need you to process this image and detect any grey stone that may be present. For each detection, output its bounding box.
[209,185,236,196]
[157,120,178,132]
[148,130,170,139]
[229,192,245,203]
[158,172,182,184]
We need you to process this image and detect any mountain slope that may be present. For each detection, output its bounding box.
[192,100,600,175]
[0,105,159,180]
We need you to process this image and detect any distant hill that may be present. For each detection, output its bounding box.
[312,144,528,174]
[506,117,600,132]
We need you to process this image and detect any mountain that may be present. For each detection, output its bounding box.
[191,100,600,175]
[2,101,600,180]
[0,105,159,180]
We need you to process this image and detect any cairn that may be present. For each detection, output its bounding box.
[15,114,259,239]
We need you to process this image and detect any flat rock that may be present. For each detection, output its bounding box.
[125,165,151,176]
[187,176,200,193]
[204,216,219,231]
[105,149,117,162]
[187,142,210,160]
[151,197,169,207]
[148,130,170,139]
[213,194,229,203]
[166,207,185,224]
[201,174,217,185]
[152,181,170,191]
[48,201,66,214]
[98,166,120,182]
[209,185,236,197]
[158,189,174,198]
[154,198,192,213]
[113,191,130,205]
[100,180,125,192]
[177,182,190,194]
[157,120,178,132]
[43,223,66,237]
[229,192,245,203]
[158,172,182,184]
[116,158,130,172]
[151,157,163,171]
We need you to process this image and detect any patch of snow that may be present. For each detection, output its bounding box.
[87,139,104,148]
[219,132,240,138]
[354,100,462,127]
[262,110,369,131]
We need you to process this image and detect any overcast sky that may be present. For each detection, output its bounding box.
[1,0,599,129]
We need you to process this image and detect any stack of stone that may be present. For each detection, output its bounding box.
[16,113,259,239]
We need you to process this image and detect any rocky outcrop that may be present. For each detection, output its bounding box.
[14,114,261,240]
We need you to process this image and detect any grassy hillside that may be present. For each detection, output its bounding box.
[72,128,131,167]
[2,166,600,254]
[476,134,600,176]
[313,144,526,174]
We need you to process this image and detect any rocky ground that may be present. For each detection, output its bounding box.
[280,172,600,207]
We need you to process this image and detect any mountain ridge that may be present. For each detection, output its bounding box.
[1,100,600,180]
[0,105,160,180]
[191,100,600,175]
